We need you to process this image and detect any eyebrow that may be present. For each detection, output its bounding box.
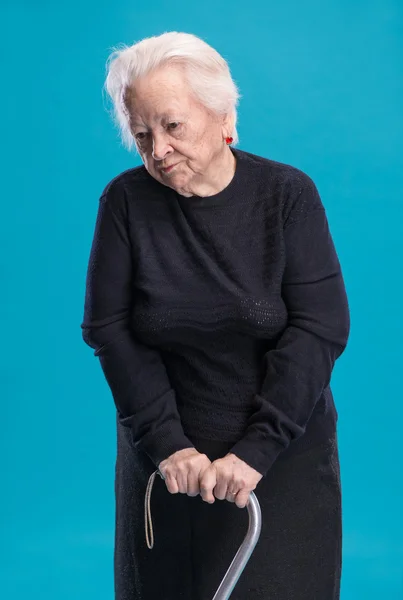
[131,113,185,128]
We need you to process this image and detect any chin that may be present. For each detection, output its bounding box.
[167,172,187,185]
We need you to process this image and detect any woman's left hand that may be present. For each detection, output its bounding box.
[199,453,263,508]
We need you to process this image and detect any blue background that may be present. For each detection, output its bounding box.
[1,0,402,598]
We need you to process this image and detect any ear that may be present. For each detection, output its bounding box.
[221,110,235,138]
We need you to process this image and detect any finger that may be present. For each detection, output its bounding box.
[164,474,179,495]
[225,482,238,503]
[200,466,216,504]
[187,470,200,497]
[176,470,188,494]
[214,478,229,500]
[225,490,238,503]
[235,489,250,509]
[158,458,167,473]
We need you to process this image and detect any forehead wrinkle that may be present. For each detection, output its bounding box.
[127,80,191,128]
[131,110,187,128]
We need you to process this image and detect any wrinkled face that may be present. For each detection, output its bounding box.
[124,65,231,195]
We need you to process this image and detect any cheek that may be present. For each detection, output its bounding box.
[196,124,218,153]
[140,153,156,177]
[182,131,210,160]
[138,147,154,169]
[181,124,206,152]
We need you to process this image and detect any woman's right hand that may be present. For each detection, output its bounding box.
[158,448,213,499]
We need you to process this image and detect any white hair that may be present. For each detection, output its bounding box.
[104,31,241,151]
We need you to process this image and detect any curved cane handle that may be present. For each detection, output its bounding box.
[157,471,262,599]
[212,491,262,600]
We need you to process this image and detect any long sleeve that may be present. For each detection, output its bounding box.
[229,177,350,476]
[80,187,194,467]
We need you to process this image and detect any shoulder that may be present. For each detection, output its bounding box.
[99,164,152,203]
[235,147,319,193]
[95,163,164,220]
[235,148,324,223]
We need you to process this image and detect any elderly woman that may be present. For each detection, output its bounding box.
[81,31,350,599]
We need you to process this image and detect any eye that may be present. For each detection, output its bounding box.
[167,122,180,131]
[135,132,148,141]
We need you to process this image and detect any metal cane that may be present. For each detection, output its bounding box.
[153,472,262,600]
[211,491,262,600]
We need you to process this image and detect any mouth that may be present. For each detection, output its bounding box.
[160,163,178,174]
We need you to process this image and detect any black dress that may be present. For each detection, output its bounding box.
[81,148,349,599]
[114,415,342,599]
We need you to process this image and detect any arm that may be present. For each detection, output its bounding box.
[81,185,194,467]
[229,176,350,476]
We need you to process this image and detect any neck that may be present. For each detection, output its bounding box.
[177,146,236,198]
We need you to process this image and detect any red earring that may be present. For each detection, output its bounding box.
[225,136,233,145]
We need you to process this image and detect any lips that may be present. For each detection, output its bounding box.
[160,163,177,173]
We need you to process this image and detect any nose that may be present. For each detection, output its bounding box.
[152,133,173,162]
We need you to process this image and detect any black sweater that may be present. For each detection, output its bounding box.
[81,147,350,476]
